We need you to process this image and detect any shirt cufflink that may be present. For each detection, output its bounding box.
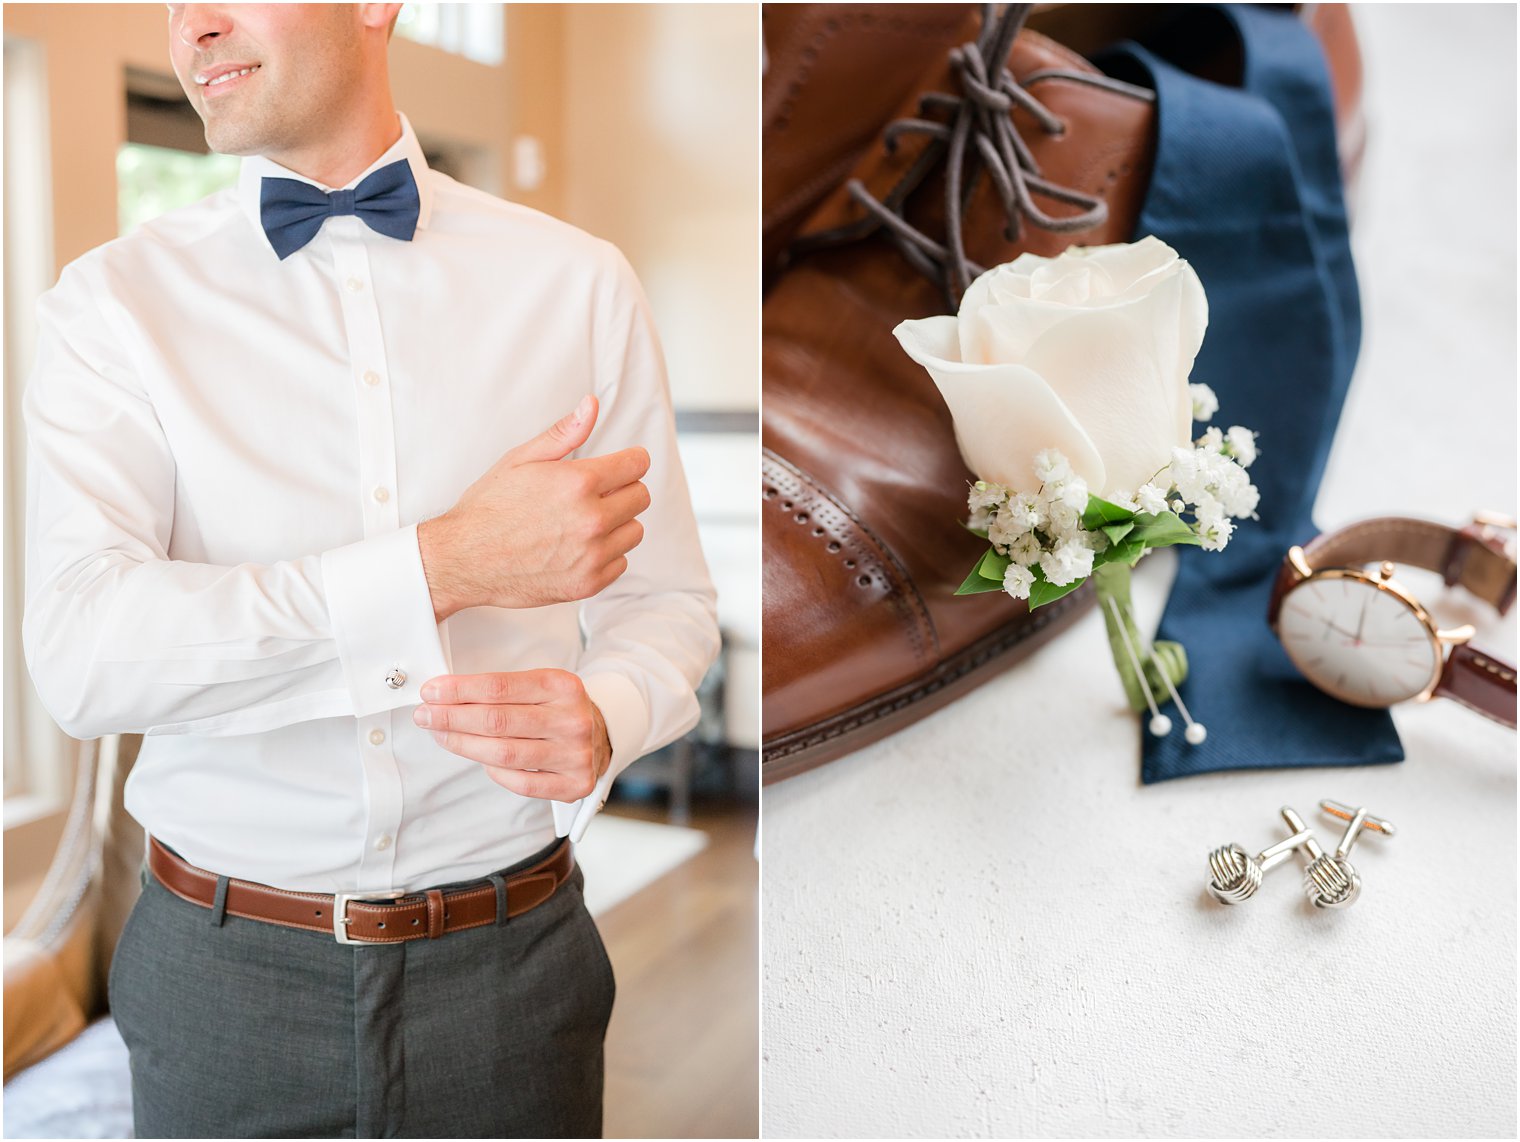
[321,525,449,717]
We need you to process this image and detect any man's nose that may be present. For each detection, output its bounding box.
[174,5,235,49]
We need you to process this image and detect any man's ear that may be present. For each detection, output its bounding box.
[358,3,404,39]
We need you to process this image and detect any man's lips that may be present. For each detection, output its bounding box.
[195,62,261,97]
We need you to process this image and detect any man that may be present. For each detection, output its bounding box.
[21,4,719,1137]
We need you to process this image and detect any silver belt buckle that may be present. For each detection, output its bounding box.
[333,891,395,945]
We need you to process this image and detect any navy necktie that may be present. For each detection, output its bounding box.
[259,158,420,261]
[1099,5,1403,782]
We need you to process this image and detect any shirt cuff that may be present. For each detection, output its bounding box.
[321,524,450,718]
[552,671,650,842]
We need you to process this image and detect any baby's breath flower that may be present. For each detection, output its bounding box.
[1005,492,1044,531]
[1224,425,1258,468]
[1189,382,1219,423]
[1168,447,1205,503]
[1040,535,1096,586]
[1044,498,1081,539]
[1033,449,1073,485]
[965,480,1007,531]
[1196,426,1225,453]
[1219,475,1259,520]
[968,480,1007,514]
[1196,513,1235,552]
[1136,483,1168,515]
[1006,531,1042,566]
[987,512,1025,552]
[1002,562,1035,601]
[1055,474,1088,513]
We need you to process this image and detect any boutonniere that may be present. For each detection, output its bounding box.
[893,237,1259,741]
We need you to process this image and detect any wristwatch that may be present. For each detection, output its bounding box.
[1267,514,1517,728]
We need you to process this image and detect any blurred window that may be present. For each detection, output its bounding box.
[117,144,239,235]
[395,3,505,66]
[4,34,70,825]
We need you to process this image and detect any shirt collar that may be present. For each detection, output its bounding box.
[237,110,433,239]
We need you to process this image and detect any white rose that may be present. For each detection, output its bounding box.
[893,236,1208,499]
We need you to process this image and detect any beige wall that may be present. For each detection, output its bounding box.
[563,4,758,412]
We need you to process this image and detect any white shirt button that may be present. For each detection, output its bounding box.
[346,276,365,293]
[374,834,392,851]
[362,370,381,387]
[368,729,386,746]
[372,486,390,503]
[385,668,407,690]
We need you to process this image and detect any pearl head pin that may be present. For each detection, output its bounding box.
[1105,596,1208,745]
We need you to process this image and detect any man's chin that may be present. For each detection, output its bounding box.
[199,119,270,158]
[202,132,263,159]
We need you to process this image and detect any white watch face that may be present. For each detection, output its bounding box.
[1278,574,1442,707]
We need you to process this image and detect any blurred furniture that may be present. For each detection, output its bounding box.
[623,627,758,824]
[4,735,143,1082]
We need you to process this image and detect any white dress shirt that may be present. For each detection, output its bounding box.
[22,113,719,893]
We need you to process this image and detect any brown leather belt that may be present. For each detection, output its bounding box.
[147,836,574,945]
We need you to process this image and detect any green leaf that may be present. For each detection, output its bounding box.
[1101,520,1135,546]
[1026,565,1086,610]
[1081,495,1136,531]
[1128,510,1203,549]
[975,548,1011,582]
[1028,577,1085,610]
[954,564,1005,595]
[953,548,1010,595]
[1093,537,1145,569]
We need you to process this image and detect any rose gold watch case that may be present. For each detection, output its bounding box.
[1277,546,1475,707]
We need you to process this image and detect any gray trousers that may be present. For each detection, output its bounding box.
[108,839,615,1139]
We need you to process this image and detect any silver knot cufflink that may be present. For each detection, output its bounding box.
[1207,801,1396,910]
[1207,808,1312,904]
[1300,800,1396,910]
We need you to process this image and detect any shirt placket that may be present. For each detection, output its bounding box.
[329,218,405,892]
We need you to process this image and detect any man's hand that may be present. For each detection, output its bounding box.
[418,394,651,621]
[415,670,612,800]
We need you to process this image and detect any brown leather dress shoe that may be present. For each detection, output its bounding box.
[761,7,1157,782]
[763,5,980,276]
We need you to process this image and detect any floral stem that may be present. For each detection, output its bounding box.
[1091,562,1188,714]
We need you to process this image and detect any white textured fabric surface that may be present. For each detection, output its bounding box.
[761,7,1517,1138]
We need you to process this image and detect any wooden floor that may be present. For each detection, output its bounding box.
[599,796,758,1140]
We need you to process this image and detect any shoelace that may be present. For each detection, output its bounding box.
[839,4,1151,308]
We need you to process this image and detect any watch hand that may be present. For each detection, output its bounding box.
[1321,619,1360,641]
[1353,592,1371,646]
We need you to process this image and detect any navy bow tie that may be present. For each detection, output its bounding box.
[259,158,420,261]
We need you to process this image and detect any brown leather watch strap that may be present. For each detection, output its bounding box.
[148,837,574,943]
[1300,516,1516,613]
[1434,644,1518,729]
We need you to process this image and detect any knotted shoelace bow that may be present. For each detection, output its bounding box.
[835,3,1152,308]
